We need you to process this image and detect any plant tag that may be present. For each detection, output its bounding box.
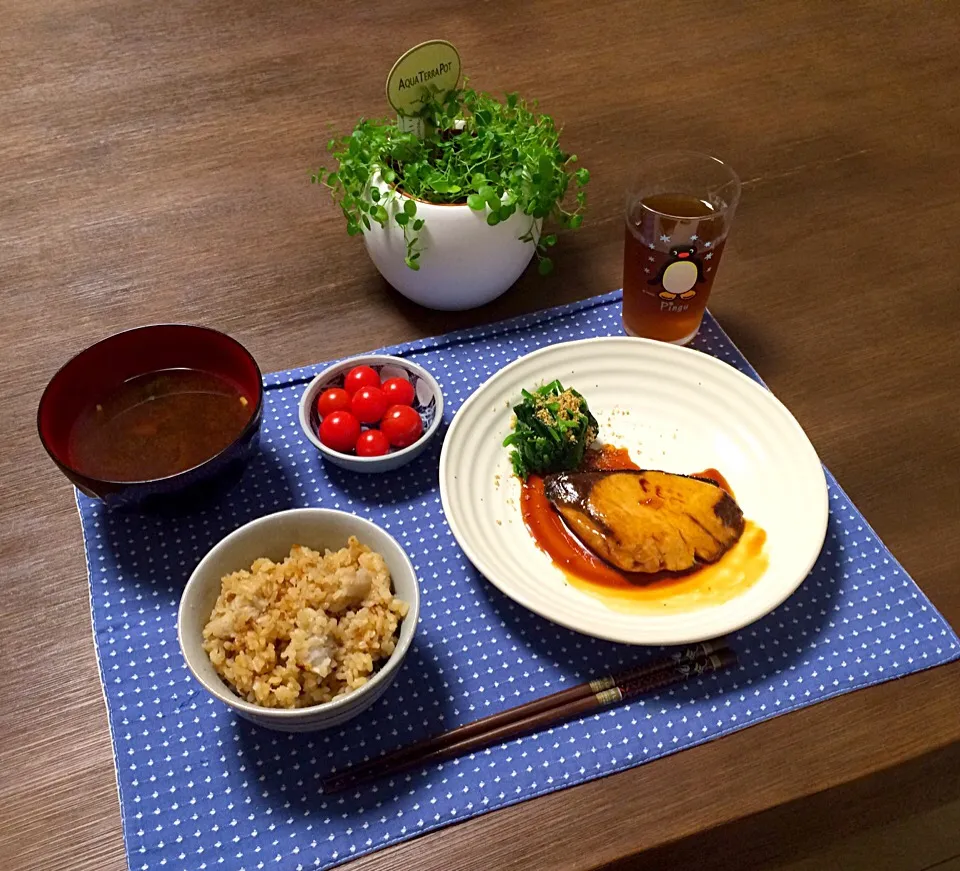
[396,114,426,138]
[386,40,461,136]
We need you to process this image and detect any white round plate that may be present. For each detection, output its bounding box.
[439,337,828,645]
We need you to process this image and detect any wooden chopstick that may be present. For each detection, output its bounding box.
[322,640,734,793]
[323,638,725,789]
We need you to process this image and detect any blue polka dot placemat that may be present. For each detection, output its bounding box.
[77,290,959,871]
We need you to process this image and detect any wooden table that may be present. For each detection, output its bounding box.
[2,2,959,869]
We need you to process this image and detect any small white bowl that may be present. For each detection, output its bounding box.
[298,354,443,473]
[177,508,420,732]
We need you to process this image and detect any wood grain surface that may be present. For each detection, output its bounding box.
[2,1,959,869]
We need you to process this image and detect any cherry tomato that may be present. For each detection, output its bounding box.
[380,404,423,448]
[350,385,388,424]
[381,377,416,407]
[316,387,350,418]
[318,410,361,453]
[356,429,391,457]
[343,365,380,396]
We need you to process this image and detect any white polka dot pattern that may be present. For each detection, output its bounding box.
[76,291,959,871]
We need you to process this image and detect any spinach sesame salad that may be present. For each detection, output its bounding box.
[503,380,598,479]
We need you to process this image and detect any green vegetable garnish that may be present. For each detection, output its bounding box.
[503,380,598,479]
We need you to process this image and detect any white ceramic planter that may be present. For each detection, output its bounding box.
[362,174,541,311]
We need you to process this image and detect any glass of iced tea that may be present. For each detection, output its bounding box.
[622,152,741,344]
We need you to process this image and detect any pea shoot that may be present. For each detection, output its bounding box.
[313,86,589,274]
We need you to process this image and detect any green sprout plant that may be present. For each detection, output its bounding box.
[312,85,589,274]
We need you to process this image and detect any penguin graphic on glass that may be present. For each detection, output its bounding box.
[648,244,705,301]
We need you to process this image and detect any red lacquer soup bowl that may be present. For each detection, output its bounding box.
[38,324,264,510]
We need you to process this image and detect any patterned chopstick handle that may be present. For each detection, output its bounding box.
[671,638,726,664]
[598,648,737,705]
[592,638,727,694]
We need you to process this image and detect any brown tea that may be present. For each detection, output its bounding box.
[622,192,728,343]
[69,368,253,482]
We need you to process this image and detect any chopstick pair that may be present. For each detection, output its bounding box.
[322,638,736,793]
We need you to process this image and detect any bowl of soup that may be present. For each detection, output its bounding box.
[38,324,264,509]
